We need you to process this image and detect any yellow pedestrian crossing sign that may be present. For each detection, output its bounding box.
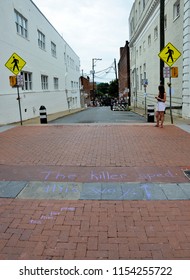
[5,52,26,75]
[158,42,181,67]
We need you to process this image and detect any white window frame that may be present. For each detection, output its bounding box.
[54,77,59,90]
[41,75,48,90]
[164,14,167,30]
[148,34,151,46]
[143,0,146,10]
[173,0,180,21]
[143,41,146,51]
[21,71,32,91]
[38,30,45,50]
[154,26,158,40]
[15,9,28,38]
[51,42,57,57]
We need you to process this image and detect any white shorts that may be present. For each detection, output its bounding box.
[157,101,165,112]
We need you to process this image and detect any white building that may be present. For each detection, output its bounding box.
[0,0,81,124]
[129,0,190,119]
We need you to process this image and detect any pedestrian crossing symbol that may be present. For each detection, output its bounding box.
[158,42,181,67]
[5,52,26,75]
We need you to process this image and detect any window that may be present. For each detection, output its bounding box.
[143,41,146,51]
[164,15,167,29]
[38,30,45,50]
[21,71,32,90]
[148,34,151,46]
[54,77,59,89]
[51,42,56,57]
[143,0,146,10]
[130,18,135,34]
[154,26,158,40]
[139,46,142,55]
[136,68,139,90]
[143,63,146,78]
[67,55,70,66]
[41,75,48,90]
[173,0,180,20]
[140,66,142,90]
[15,10,28,38]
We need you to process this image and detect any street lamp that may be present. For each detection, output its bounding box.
[92,58,102,104]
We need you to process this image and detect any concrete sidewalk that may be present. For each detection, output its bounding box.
[0,120,190,259]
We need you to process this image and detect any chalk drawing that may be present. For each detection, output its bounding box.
[140,184,151,200]
[41,169,175,182]
[119,189,131,199]
[60,207,75,211]
[44,183,80,194]
[40,215,54,220]
[29,206,76,224]
[40,182,154,200]
[29,219,42,224]
[90,171,128,181]
[138,170,175,181]
[41,171,77,181]
[119,184,152,200]
[91,187,116,194]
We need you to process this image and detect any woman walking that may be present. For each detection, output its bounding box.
[155,85,166,128]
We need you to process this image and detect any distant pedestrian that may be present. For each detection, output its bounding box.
[110,99,114,110]
[155,85,166,128]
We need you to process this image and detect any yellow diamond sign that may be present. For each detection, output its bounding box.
[5,52,26,75]
[158,42,181,67]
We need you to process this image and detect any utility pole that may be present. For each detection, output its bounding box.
[114,58,118,80]
[92,58,102,104]
[160,0,165,85]
[114,58,119,98]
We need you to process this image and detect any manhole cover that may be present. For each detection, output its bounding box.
[184,170,190,180]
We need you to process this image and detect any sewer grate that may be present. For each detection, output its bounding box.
[183,170,190,180]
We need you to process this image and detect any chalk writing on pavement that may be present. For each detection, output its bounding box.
[41,169,175,182]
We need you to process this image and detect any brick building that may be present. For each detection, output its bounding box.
[118,41,131,105]
[80,76,91,106]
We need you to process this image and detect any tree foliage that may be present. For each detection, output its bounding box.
[97,80,118,98]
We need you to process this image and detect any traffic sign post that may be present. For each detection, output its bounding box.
[158,42,181,67]
[158,42,181,124]
[16,85,23,125]
[9,76,17,87]
[171,67,178,78]
[5,53,26,75]
[163,67,170,78]
[168,68,173,124]
[5,53,26,125]
[142,79,148,115]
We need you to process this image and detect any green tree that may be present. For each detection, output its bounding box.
[96,80,118,106]
[109,79,118,99]
[97,83,109,96]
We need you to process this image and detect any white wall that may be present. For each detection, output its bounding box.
[0,0,81,124]
[182,0,190,118]
[129,0,187,118]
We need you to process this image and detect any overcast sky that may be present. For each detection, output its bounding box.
[32,0,134,83]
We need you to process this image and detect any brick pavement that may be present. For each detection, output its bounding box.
[1,199,190,259]
[0,123,190,259]
[0,124,190,168]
